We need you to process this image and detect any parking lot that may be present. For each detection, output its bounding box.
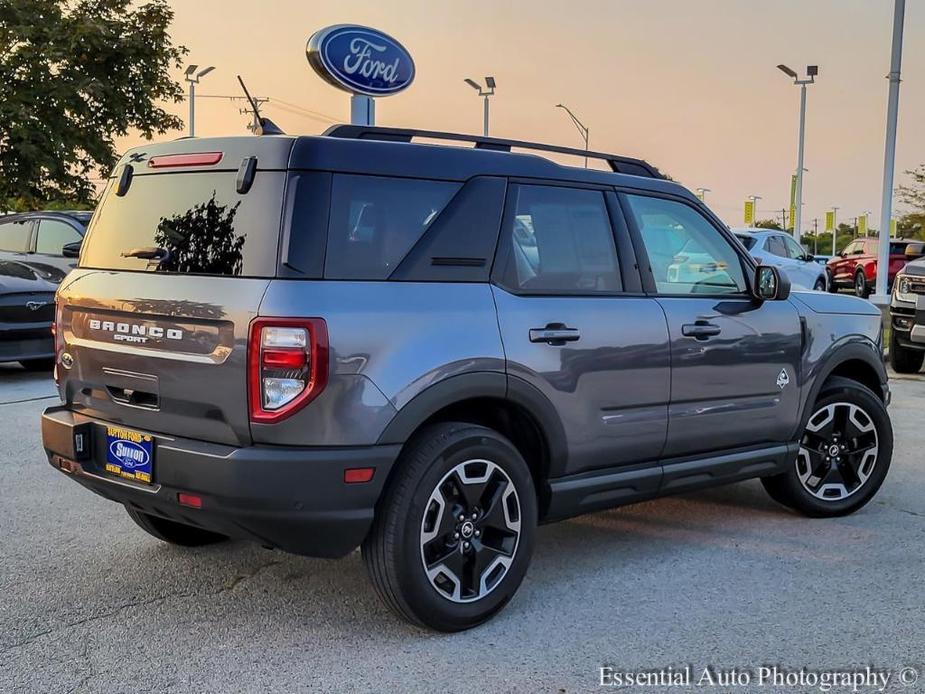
[1,362,923,693]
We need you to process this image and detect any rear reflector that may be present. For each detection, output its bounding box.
[148,152,223,169]
[177,493,203,509]
[344,467,375,484]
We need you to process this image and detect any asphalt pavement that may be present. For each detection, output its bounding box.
[1,361,923,693]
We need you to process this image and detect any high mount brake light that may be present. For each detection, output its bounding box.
[248,318,329,424]
[147,152,223,169]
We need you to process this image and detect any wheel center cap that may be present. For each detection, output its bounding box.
[828,444,841,457]
[460,521,474,539]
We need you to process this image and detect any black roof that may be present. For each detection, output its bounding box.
[112,125,692,201]
[1,210,92,227]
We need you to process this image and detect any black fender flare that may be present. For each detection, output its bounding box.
[376,372,569,479]
[793,340,887,439]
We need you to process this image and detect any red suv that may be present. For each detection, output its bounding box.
[827,238,924,297]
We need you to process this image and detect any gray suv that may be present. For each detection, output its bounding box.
[42,126,892,631]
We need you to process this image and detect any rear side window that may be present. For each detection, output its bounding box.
[80,171,284,276]
[765,235,787,258]
[36,219,82,254]
[324,175,460,280]
[735,235,757,250]
[501,184,621,293]
[0,220,32,252]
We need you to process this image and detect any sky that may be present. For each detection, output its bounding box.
[126,0,925,232]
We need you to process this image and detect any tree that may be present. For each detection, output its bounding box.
[897,165,925,240]
[754,219,782,230]
[0,0,186,210]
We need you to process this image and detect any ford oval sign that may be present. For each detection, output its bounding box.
[306,25,415,97]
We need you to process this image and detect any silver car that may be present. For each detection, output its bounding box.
[733,228,828,291]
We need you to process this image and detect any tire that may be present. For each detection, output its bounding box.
[813,276,827,292]
[890,330,925,374]
[125,507,228,546]
[19,358,55,371]
[362,422,537,632]
[854,270,870,298]
[761,376,892,517]
[826,269,838,293]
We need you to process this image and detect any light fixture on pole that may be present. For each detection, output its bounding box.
[778,63,818,245]
[555,104,590,168]
[464,77,496,136]
[695,187,711,203]
[184,65,215,138]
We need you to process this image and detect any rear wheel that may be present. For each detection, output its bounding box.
[890,330,925,373]
[762,377,891,517]
[125,507,228,546]
[362,422,537,632]
[19,358,55,371]
[854,270,870,298]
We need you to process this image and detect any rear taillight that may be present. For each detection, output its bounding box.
[248,318,328,423]
[52,298,63,384]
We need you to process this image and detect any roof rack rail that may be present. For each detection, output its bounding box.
[322,125,665,179]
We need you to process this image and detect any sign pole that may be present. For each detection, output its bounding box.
[351,95,375,126]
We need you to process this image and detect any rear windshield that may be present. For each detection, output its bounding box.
[80,171,284,276]
[735,234,757,250]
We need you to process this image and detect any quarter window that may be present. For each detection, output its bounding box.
[324,175,460,280]
[625,195,747,295]
[0,220,32,252]
[36,220,82,254]
[502,185,621,293]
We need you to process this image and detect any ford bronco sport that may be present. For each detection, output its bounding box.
[42,126,892,632]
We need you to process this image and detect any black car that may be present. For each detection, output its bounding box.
[0,211,90,283]
[0,258,57,369]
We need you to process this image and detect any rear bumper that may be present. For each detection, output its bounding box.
[41,406,400,558]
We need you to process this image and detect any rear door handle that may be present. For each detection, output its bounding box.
[529,325,581,345]
[682,322,721,339]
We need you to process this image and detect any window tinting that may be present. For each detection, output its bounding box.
[765,235,788,258]
[625,195,746,295]
[324,175,460,280]
[735,234,757,250]
[0,220,32,252]
[504,185,620,293]
[36,219,82,254]
[80,171,284,276]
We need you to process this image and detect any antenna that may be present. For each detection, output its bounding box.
[236,75,285,136]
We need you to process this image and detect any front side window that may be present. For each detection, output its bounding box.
[36,220,82,255]
[324,175,460,280]
[783,235,808,260]
[625,195,747,295]
[0,220,32,252]
[503,184,621,293]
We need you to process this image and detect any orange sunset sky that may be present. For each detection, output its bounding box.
[123,0,925,232]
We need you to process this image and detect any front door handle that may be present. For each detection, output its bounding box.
[682,322,721,340]
[529,324,581,345]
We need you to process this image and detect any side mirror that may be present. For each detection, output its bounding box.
[62,241,82,258]
[754,265,790,301]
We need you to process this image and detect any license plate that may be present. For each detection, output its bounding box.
[104,426,154,484]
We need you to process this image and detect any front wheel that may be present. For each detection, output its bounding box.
[762,377,892,517]
[362,422,537,632]
[813,276,827,292]
[826,269,838,293]
[854,270,870,298]
[890,330,925,373]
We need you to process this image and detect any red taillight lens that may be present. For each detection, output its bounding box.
[147,152,223,169]
[52,297,64,383]
[248,318,329,423]
[177,493,203,509]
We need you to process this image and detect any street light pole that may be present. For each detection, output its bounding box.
[465,77,496,136]
[184,65,215,138]
[778,64,818,245]
[749,195,762,226]
[831,206,840,256]
[874,0,906,303]
[556,104,590,168]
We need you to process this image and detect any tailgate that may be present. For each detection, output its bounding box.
[57,270,268,446]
